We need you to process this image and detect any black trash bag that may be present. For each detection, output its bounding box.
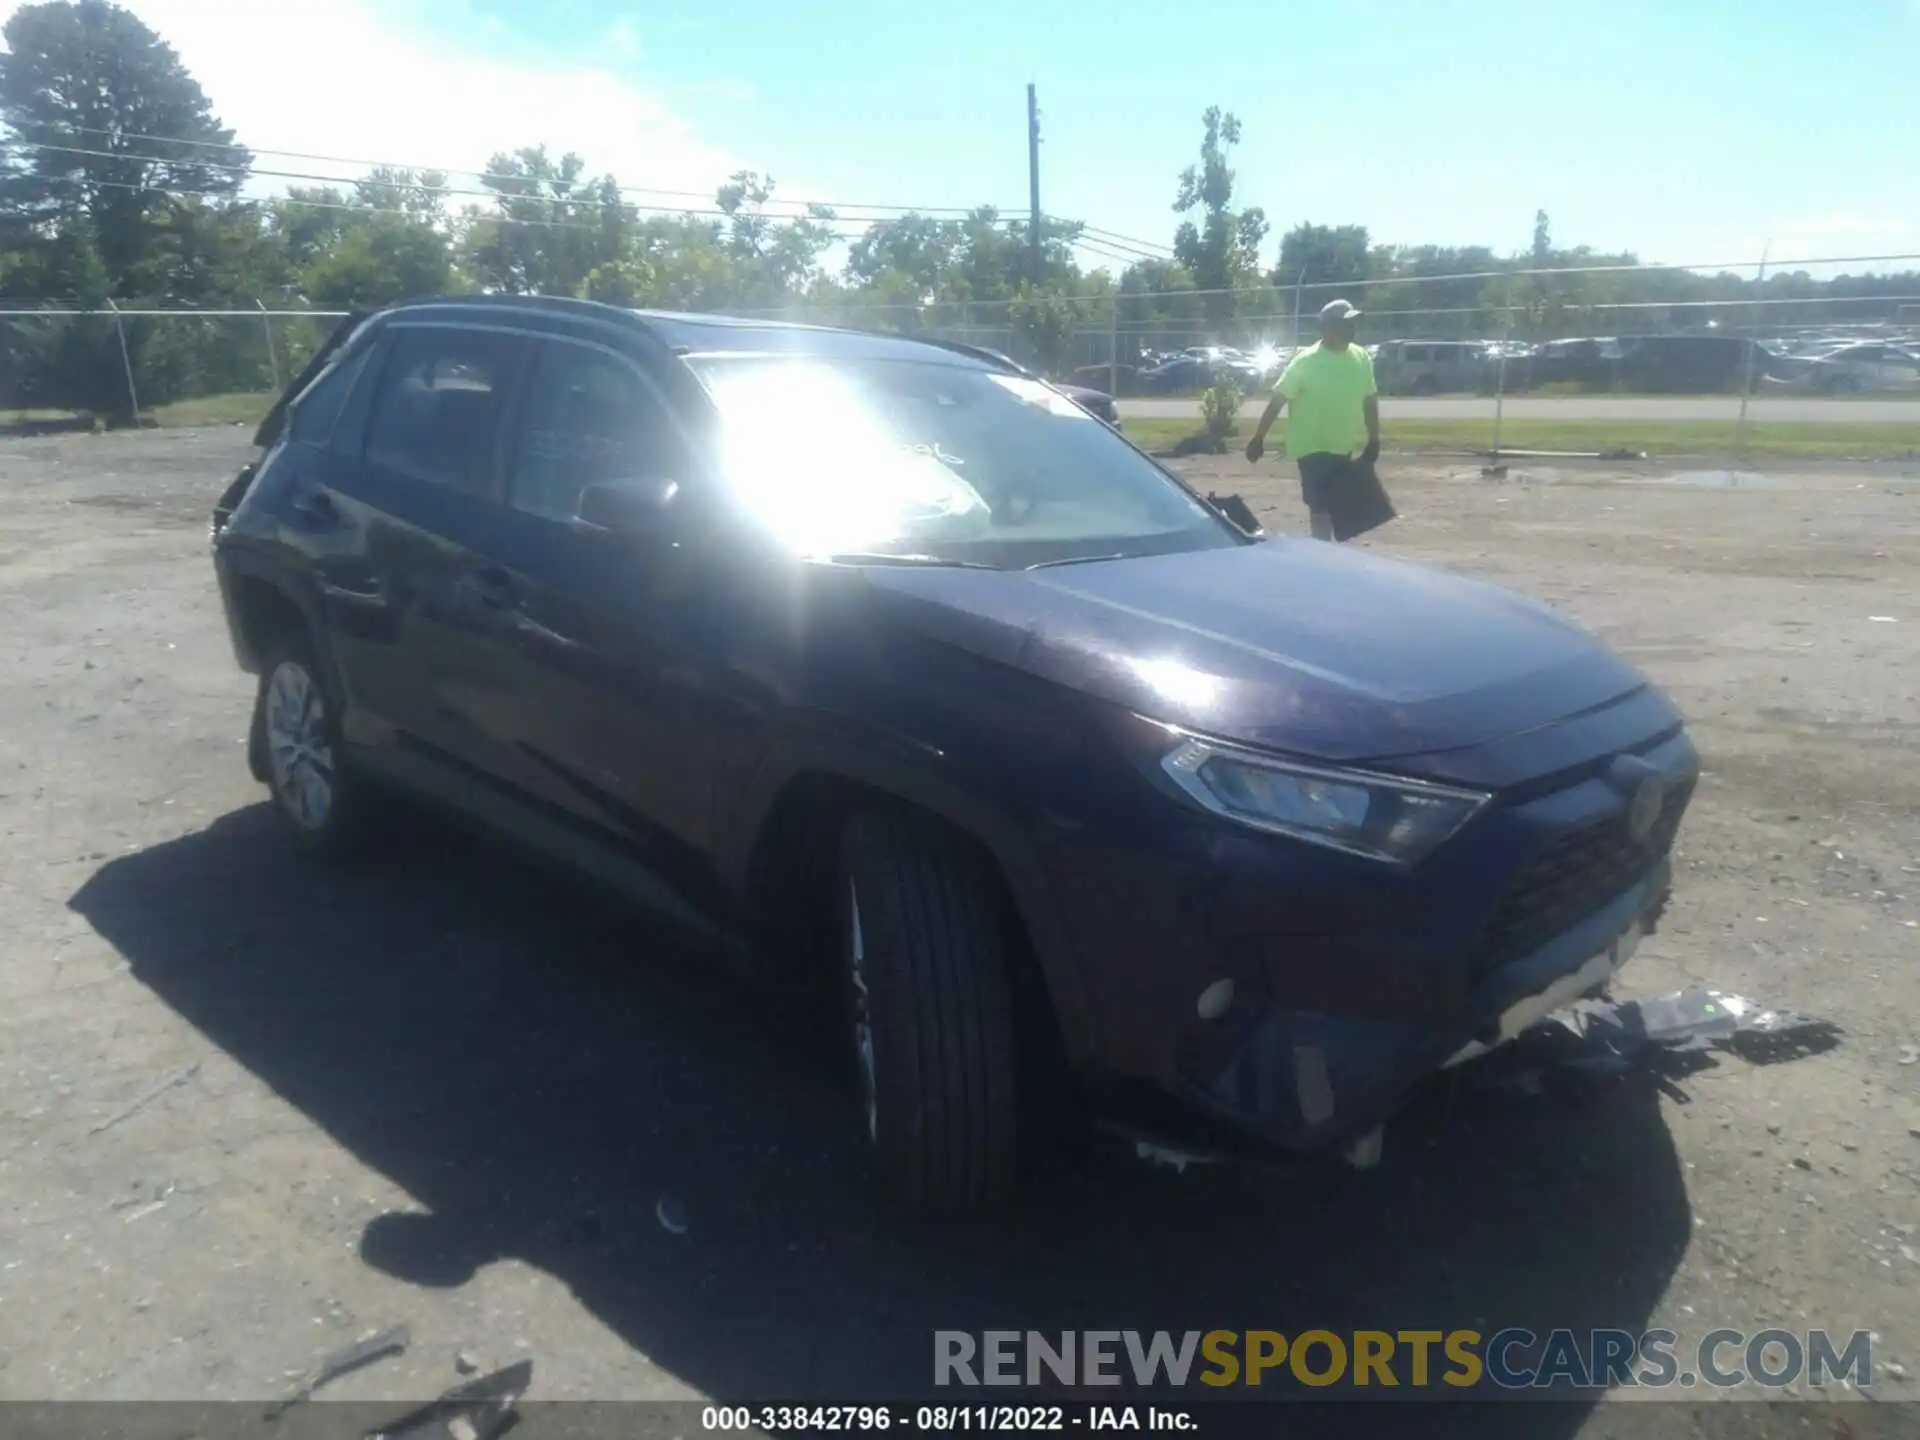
[1327,457,1396,542]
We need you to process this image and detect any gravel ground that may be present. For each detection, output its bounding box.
[1,428,1917,1436]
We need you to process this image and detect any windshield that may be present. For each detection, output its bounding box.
[685,354,1240,569]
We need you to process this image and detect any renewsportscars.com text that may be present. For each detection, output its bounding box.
[934,1328,1874,1392]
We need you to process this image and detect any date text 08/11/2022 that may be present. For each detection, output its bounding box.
[701,1405,1197,1432]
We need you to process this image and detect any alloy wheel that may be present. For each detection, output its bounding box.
[847,877,878,1143]
[264,660,334,831]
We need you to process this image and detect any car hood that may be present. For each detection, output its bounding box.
[854,539,1650,763]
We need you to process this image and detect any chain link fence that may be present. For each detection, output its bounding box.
[0,304,344,428]
[6,252,1918,457]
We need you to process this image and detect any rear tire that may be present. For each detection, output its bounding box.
[841,811,1019,1212]
[254,631,373,859]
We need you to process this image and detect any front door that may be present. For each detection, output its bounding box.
[457,335,770,887]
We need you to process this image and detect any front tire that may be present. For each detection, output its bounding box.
[254,632,371,858]
[841,811,1019,1212]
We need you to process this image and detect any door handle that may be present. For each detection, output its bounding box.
[468,564,516,609]
[290,488,340,528]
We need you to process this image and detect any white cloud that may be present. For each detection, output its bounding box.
[5,0,751,209]
[603,18,641,61]
[1732,214,1920,273]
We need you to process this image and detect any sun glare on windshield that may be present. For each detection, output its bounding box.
[701,360,991,555]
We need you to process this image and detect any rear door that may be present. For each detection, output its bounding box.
[320,321,531,766]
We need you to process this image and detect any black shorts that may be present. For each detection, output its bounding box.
[1296,452,1357,511]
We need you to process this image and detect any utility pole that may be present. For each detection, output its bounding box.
[1027,83,1042,286]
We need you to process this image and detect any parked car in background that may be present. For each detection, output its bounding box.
[1373,340,1493,395]
[1766,342,1920,394]
[1053,381,1121,425]
[1616,334,1772,393]
[1520,337,1624,391]
[1139,354,1266,394]
[1069,363,1141,397]
[209,294,1698,1210]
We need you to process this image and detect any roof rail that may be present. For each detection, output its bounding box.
[393,292,642,325]
[885,333,1029,375]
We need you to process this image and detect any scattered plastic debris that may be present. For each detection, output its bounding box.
[455,1349,481,1375]
[655,1196,689,1235]
[367,1358,532,1440]
[1869,616,1898,623]
[1132,1139,1214,1174]
[1465,988,1839,1098]
[88,1061,201,1136]
[1898,1045,1919,1066]
[1342,1126,1385,1170]
[265,1323,411,1419]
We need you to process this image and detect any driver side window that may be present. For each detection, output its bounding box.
[509,341,683,523]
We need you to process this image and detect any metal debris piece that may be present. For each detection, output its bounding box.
[266,1323,411,1420]
[88,1061,202,1136]
[1342,1126,1385,1170]
[455,1349,481,1375]
[366,1357,532,1440]
[1132,1139,1213,1174]
[1466,987,1839,1097]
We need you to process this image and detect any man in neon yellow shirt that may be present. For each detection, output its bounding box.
[1244,298,1382,541]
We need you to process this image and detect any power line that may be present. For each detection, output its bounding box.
[1071,222,1177,257]
[1071,236,1151,269]
[1,168,733,236]
[1,137,848,223]
[1,143,1038,244]
[1062,230,1168,265]
[1,120,1027,219]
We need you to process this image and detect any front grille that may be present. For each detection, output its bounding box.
[1480,775,1695,964]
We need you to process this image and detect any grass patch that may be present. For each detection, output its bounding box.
[146,391,275,428]
[1122,416,1920,462]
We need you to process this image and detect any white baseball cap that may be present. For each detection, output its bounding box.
[1320,299,1363,322]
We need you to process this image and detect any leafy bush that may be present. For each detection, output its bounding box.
[1199,375,1245,452]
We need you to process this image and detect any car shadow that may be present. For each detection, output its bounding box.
[69,805,1696,1438]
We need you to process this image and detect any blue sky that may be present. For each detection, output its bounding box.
[15,0,1920,274]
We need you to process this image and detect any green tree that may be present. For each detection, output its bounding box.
[462,146,628,297]
[845,213,963,301]
[1007,284,1081,375]
[714,170,839,308]
[303,214,455,309]
[0,0,251,288]
[1274,223,1372,291]
[1171,107,1267,326]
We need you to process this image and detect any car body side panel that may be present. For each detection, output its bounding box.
[709,650,1111,1071]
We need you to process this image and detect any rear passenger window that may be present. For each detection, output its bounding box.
[364,328,519,494]
[288,347,370,448]
[508,342,686,523]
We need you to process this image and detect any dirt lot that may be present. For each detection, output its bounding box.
[1,428,1917,1435]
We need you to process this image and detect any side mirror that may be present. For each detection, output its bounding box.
[576,478,680,536]
[1207,491,1263,537]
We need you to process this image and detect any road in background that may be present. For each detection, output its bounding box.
[1118,395,1920,423]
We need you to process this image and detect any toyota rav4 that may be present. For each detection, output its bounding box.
[211,296,1697,1211]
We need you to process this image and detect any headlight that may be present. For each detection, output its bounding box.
[1161,737,1490,866]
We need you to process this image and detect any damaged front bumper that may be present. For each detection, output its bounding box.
[1169,855,1673,1157]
